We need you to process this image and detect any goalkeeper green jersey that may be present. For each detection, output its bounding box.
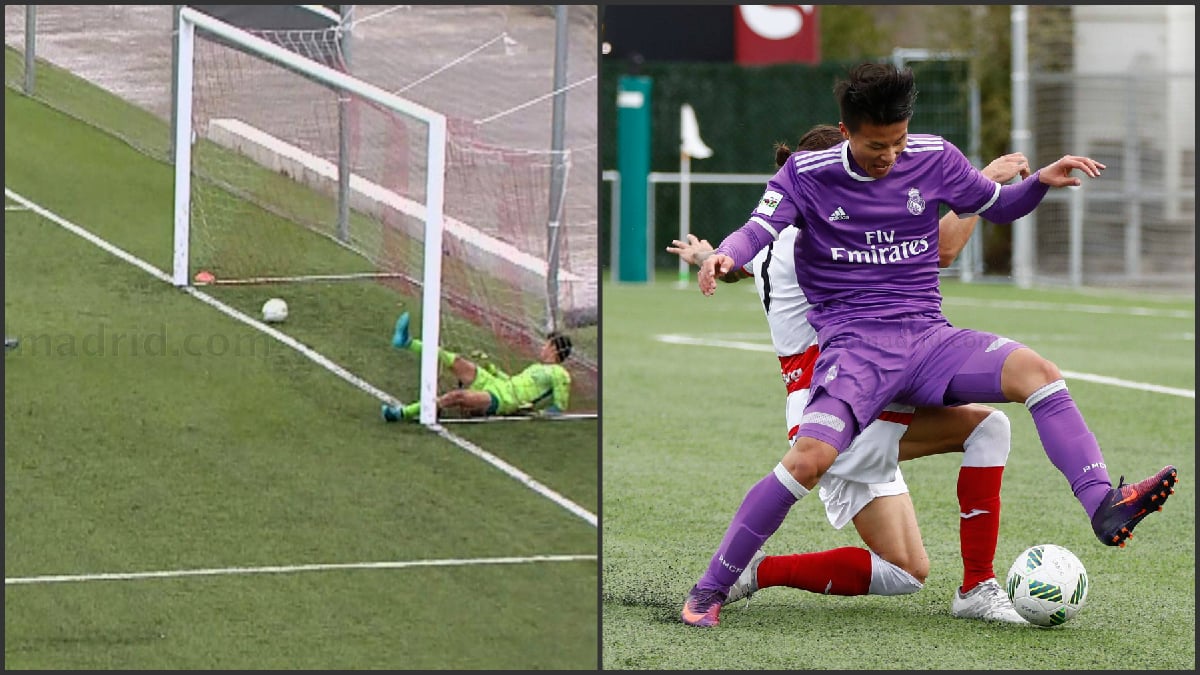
[471,362,571,415]
[509,362,571,413]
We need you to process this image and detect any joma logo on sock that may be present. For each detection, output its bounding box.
[1082,462,1107,472]
[719,555,745,575]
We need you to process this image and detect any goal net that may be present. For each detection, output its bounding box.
[174,7,597,423]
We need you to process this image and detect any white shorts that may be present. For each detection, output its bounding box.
[817,467,909,530]
[785,388,912,529]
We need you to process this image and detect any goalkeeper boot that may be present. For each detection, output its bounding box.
[381,403,405,422]
[391,312,411,349]
[680,585,726,628]
[951,578,1025,623]
[724,549,765,606]
[1090,466,1177,547]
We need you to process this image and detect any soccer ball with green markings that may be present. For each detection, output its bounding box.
[1005,544,1089,626]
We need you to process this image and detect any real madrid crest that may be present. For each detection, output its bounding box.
[906,187,926,216]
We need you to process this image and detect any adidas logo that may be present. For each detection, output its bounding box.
[829,206,849,221]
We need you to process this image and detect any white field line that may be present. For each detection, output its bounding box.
[5,554,597,586]
[203,271,412,285]
[4,187,597,529]
[442,412,598,424]
[1056,371,1194,399]
[5,204,30,211]
[678,285,1195,320]
[433,427,597,527]
[655,333,1195,400]
[942,296,1193,319]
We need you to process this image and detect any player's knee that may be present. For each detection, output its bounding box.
[905,557,930,585]
[1032,354,1063,383]
[883,549,930,584]
[868,551,926,595]
[963,409,1012,467]
[1004,349,1065,400]
[781,439,832,489]
[1013,348,1062,385]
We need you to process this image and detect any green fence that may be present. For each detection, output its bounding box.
[600,58,971,271]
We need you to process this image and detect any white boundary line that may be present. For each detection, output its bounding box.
[202,271,411,285]
[5,553,597,586]
[943,296,1193,319]
[1058,370,1194,399]
[442,412,598,424]
[655,333,1195,400]
[4,187,598,529]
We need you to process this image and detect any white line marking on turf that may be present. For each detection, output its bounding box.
[658,333,774,353]
[655,333,1195,399]
[4,187,598,529]
[203,271,413,285]
[442,412,598,423]
[432,427,597,527]
[5,204,30,211]
[943,296,1193,319]
[5,554,597,586]
[1058,371,1194,399]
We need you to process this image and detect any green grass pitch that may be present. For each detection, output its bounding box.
[5,67,597,670]
[602,272,1194,670]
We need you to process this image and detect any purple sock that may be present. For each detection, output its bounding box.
[696,468,800,594]
[1027,384,1112,517]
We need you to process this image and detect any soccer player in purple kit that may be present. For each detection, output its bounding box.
[682,62,1178,628]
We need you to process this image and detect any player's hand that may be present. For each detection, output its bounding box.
[1037,155,1105,187]
[981,152,1031,183]
[666,233,714,266]
[698,253,734,296]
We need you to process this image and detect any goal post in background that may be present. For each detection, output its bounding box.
[173,6,448,425]
[6,5,600,422]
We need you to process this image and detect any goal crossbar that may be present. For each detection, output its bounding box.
[174,7,447,425]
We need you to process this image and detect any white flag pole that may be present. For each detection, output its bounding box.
[678,103,713,287]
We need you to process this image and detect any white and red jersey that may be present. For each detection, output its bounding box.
[745,227,819,399]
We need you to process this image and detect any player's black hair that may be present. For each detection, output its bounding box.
[834,62,917,133]
[547,332,572,363]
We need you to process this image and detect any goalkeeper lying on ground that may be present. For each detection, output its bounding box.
[381,312,572,421]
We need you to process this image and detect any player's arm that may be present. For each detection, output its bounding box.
[701,168,799,296]
[544,367,571,415]
[667,235,747,282]
[970,157,1104,223]
[938,152,1031,267]
[942,140,1103,228]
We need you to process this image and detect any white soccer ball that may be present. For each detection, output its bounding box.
[1005,543,1089,626]
[261,298,289,323]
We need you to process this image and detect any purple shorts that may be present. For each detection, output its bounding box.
[799,314,1025,453]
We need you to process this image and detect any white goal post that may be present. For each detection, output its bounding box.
[173,6,447,426]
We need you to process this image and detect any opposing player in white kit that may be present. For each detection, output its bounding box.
[669,124,1032,622]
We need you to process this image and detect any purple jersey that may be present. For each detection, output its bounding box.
[715,135,1047,332]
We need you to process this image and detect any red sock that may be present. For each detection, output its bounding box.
[958,465,1004,593]
[757,546,872,596]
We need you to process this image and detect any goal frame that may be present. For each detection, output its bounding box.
[173,6,448,426]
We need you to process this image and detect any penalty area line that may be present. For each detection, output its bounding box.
[3,187,599,529]
[5,554,598,586]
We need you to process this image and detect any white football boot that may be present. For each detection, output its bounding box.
[724,548,766,606]
[951,578,1026,623]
